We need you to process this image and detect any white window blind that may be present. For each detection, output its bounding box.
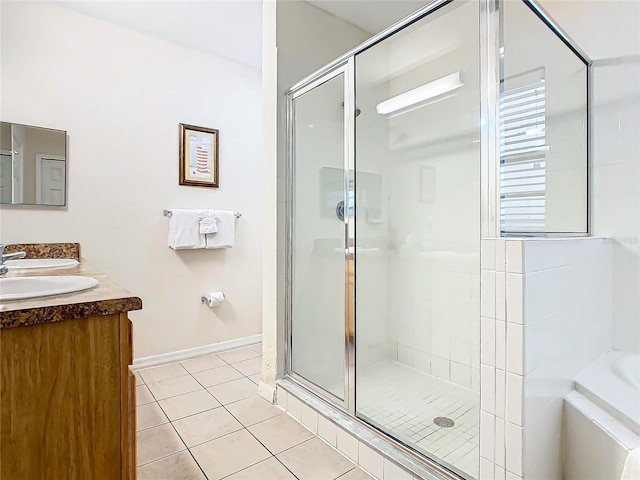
[500,79,547,233]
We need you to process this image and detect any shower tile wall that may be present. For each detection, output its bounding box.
[389,148,481,390]
[479,237,613,480]
[381,11,481,391]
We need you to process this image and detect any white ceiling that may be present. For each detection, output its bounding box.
[307,0,430,34]
[55,1,263,70]
[53,0,430,70]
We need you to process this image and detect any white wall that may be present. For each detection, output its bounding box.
[539,0,640,353]
[521,238,612,479]
[0,1,262,358]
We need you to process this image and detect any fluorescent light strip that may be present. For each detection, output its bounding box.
[376,72,463,116]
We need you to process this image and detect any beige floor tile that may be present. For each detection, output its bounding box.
[172,406,243,447]
[190,429,271,480]
[137,402,169,431]
[192,364,243,387]
[136,423,186,466]
[138,363,188,384]
[277,437,354,480]
[226,396,282,427]
[137,451,205,480]
[248,373,261,385]
[337,468,375,480]
[134,371,145,384]
[158,389,221,421]
[218,347,260,364]
[225,457,296,480]
[207,377,257,405]
[146,374,202,401]
[136,385,155,406]
[251,344,262,354]
[248,413,315,454]
[232,357,262,376]
[180,353,226,374]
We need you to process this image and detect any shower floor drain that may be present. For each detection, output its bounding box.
[433,416,455,428]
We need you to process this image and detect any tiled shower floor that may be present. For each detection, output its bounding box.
[357,362,479,479]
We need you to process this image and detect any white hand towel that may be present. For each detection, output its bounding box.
[199,210,218,234]
[168,209,205,250]
[205,210,236,249]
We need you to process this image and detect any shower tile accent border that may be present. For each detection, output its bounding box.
[275,381,455,480]
[480,237,613,480]
[481,238,525,480]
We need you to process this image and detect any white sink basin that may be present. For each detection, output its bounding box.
[5,258,79,270]
[0,276,99,301]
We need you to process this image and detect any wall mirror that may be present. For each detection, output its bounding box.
[0,122,67,206]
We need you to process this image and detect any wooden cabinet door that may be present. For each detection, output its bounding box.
[1,315,122,480]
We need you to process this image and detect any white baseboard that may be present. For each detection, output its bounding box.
[131,334,262,370]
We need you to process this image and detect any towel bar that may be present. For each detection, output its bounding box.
[163,209,241,219]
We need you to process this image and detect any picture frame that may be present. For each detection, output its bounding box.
[179,123,219,188]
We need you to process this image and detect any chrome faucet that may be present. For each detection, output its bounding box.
[0,244,26,275]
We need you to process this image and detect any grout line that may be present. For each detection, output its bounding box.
[136,349,335,480]
[334,467,358,479]
[141,373,245,402]
[136,442,189,468]
[135,401,169,433]
[186,447,210,480]
[222,407,301,480]
[273,455,302,480]
[158,405,222,425]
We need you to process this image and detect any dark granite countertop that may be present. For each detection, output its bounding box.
[0,259,142,329]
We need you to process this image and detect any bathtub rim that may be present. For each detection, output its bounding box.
[575,350,640,435]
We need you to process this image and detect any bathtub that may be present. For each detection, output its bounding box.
[564,351,640,480]
[575,351,640,433]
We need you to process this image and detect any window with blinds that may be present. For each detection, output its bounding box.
[500,79,547,234]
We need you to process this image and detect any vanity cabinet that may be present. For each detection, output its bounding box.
[0,313,136,480]
[0,245,141,480]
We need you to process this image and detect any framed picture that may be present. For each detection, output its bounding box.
[179,123,219,188]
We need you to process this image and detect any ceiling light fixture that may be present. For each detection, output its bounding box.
[376,72,463,116]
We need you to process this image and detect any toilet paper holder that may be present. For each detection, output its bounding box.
[201,292,225,306]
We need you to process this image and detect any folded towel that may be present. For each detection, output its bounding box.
[199,210,218,234]
[205,210,235,249]
[168,209,205,250]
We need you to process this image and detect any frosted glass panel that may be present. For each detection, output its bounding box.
[291,73,345,399]
[354,2,480,478]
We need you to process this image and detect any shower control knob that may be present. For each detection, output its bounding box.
[336,201,345,221]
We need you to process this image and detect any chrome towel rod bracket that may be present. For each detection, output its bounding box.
[163,209,241,219]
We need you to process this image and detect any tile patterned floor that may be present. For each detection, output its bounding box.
[357,362,479,479]
[135,344,373,480]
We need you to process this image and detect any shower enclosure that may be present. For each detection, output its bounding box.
[288,1,480,477]
[284,1,588,479]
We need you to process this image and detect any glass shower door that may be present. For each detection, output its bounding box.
[354,1,481,478]
[289,68,349,402]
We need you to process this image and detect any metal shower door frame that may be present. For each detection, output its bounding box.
[284,0,457,420]
[285,61,355,411]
